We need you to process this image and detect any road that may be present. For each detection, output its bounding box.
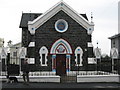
[1,82,120,90]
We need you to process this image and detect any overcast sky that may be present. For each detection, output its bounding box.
[0,0,119,55]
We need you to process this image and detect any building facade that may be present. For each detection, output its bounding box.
[9,42,21,65]
[109,1,120,59]
[19,1,95,76]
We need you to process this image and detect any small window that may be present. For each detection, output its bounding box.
[75,47,83,66]
[39,46,48,66]
[113,40,115,47]
[42,54,45,64]
[77,54,80,64]
[55,19,68,33]
[13,52,17,57]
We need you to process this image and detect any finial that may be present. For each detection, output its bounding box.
[60,0,64,6]
[30,10,31,20]
[91,12,93,23]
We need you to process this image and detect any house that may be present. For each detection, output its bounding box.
[19,1,95,76]
[9,42,21,65]
[108,1,120,72]
[109,1,120,59]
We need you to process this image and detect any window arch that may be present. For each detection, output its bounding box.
[39,46,48,66]
[75,47,83,66]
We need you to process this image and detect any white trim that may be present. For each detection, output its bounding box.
[52,55,56,71]
[28,58,35,64]
[87,27,94,35]
[50,38,72,54]
[88,42,93,47]
[28,1,94,35]
[66,55,71,71]
[39,46,48,66]
[75,47,83,66]
[28,42,35,47]
[88,58,96,64]
[77,75,119,83]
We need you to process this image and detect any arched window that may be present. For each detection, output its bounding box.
[39,46,48,66]
[75,47,83,66]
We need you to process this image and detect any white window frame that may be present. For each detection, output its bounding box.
[75,47,83,66]
[39,46,48,66]
[55,19,68,33]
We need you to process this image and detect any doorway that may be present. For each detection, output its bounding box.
[56,54,66,76]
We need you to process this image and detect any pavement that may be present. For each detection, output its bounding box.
[1,81,120,90]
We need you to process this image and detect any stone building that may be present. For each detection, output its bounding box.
[19,1,95,76]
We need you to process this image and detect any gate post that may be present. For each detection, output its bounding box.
[19,47,27,74]
[94,47,101,73]
[110,48,118,72]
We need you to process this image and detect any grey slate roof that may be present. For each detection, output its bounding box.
[19,13,88,28]
[80,14,88,21]
[19,13,42,28]
[108,33,120,39]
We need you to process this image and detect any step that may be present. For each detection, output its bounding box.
[60,76,77,83]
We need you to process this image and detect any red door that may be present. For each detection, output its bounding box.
[56,54,66,76]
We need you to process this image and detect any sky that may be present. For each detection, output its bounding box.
[0,0,119,55]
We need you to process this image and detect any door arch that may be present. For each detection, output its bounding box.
[50,38,72,75]
[50,39,72,54]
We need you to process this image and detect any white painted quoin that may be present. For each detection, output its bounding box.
[28,1,94,35]
[88,58,96,64]
[28,42,35,47]
[88,42,93,47]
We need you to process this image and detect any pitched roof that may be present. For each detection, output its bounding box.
[28,1,94,33]
[19,13,88,28]
[108,33,120,39]
[19,13,42,28]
